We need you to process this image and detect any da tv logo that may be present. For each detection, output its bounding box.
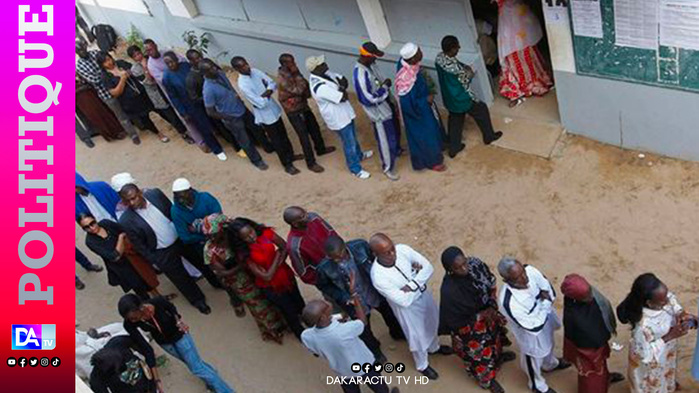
[11,325,56,350]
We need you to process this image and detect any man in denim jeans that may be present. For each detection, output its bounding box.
[307,55,373,179]
[200,59,268,171]
[119,294,235,393]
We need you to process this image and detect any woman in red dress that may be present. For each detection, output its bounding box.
[229,217,306,339]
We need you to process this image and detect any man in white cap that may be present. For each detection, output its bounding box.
[112,173,211,314]
[170,178,230,293]
[307,55,373,180]
[395,43,446,172]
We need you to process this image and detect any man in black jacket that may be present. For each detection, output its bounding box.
[112,173,210,314]
[316,236,405,362]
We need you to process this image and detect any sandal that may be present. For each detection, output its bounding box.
[487,380,505,393]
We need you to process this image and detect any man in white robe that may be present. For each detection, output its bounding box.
[369,233,451,380]
[497,257,570,393]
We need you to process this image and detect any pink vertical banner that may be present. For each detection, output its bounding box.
[0,1,75,391]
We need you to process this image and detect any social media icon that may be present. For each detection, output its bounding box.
[351,363,361,373]
[7,357,16,367]
[40,357,49,367]
[19,357,27,368]
[395,362,405,373]
[50,357,60,367]
[11,324,56,350]
[29,357,38,367]
[373,363,383,372]
[362,362,372,374]
[383,363,394,373]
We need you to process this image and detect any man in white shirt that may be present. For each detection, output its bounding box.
[232,56,302,175]
[306,55,373,180]
[497,257,570,393]
[369,233,452,380]
[301,292,399,393]
[112,174,210,314]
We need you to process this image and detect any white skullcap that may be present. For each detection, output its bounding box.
[172,178,192,192]
[400,42,418,60]
[305,55,325,72]
[110,172,137,192]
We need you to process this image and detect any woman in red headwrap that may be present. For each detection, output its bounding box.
[561,274,624,393]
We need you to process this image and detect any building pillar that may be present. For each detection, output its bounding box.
[356,0,391,48]
[162,0,198,18]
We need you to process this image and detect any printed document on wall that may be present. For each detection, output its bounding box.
[614,0,659,49]
[660,0,699,50]
[571,0,604,38]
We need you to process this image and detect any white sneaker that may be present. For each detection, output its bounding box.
[216,152,228,161]
[385,170,400,181]
[362,150,374,160]
[355,170,371,179]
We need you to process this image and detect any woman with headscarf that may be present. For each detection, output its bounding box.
[79,212,160,300]
[439,246,515,393]
[229,217,306,339]
[395,42,446,172]
[561,274,625,393]
[192,213,286,344]
[616,273,698,393]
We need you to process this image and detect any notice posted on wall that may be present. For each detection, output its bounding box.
[571,0,603,38]
[614,0,659,49]
[660,0,699,51]
[543,0,569,25]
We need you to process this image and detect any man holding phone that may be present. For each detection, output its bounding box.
[353,42,401,181]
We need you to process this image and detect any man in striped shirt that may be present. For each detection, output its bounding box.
[497,257,570,393]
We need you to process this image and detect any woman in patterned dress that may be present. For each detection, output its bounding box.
[617,273,698,393]
[193,213,286,344]
[438,246,515,393]
[494,0,553,106]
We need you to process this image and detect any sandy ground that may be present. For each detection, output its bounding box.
[76,92,699,393]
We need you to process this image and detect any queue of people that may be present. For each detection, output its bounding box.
[76,36,505,181]
[76,171,699,393]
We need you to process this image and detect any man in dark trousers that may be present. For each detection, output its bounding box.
[316,235,405,363]
[169,177,225,291]
[111,173,210,314]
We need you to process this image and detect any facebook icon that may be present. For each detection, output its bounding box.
[12,324,56,350]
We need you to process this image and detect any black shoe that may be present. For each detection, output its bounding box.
[308,163,324,173]
[544,389,558,393]
[485,131,503,145]
[196,303,211,315]
[83,139,95,148]
[255,161,269,171]
[448,143,466,158]
[317,146,336,156]
[292,154,304,162]
[432,345,453,356]
[420,366,439,380]
[285,165,300,175]
[182,135,196,144]
[75,278,85,290]
[610,372,625,384]
[87,264,104,272]
[544,358,571,373]
[132,136,142,145]
[500,351,516,363]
